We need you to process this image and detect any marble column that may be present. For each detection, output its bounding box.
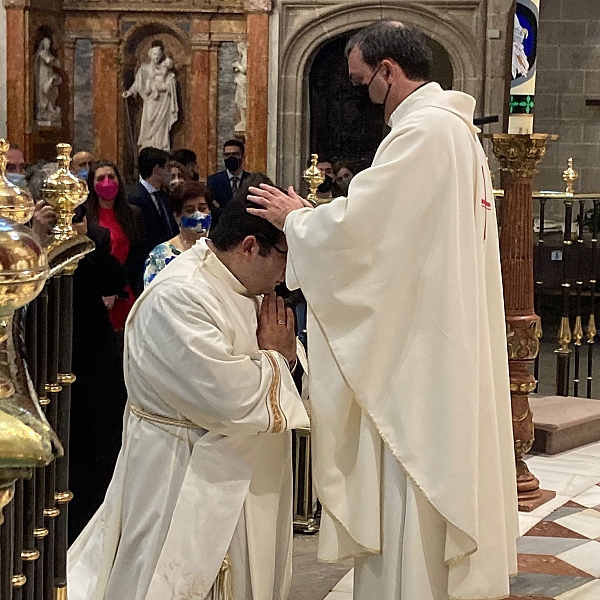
[208,42,220,177]
[0,6,7,138]
[63,39,76,144]
[246,11,270,174]
[92,41,119,161]
[492,133,558,512]
[5,3,28,154]
[190,24,211,180]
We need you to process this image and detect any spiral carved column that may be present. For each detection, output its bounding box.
[492,133,558,512]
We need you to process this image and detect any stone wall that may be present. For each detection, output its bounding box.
[535,0,600,193]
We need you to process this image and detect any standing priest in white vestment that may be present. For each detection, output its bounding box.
[67,198,310,600]
[248,20,518,600]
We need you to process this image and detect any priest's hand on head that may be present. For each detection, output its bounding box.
[257,292,297,365]
[247,184,312,230]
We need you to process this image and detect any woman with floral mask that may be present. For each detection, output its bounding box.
[85,161,146,331]
[144,181,214,287]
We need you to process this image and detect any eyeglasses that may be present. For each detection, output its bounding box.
[255,234,288,256]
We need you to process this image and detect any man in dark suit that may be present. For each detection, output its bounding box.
[207,139,250,209]
[128,147,178,256]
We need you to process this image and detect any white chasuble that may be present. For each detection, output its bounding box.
[284,83,518,600]
[67,238,309,600]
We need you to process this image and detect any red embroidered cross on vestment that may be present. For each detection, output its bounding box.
[481,165,491,241]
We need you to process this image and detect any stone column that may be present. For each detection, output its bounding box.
[190,26,211,180]
[63,38,76,144]
[492,133,558,512]
[245,0,271,173]
[91,39,119,161]
[5,0,29,154]
[208,41,220,177]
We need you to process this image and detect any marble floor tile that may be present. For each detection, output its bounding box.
[324,592,352,600]
[571,485,600,508]
[555,510,600,539]
[509,573,593,596]
[520,514,545,536]
[545,507,588,522]
[557,541,600,578]
[526,454,600,480]
[517,554,593,577]
[555,579,600,599]
[524,520,589,539]
[331,570,353,592]
[517,536,589,555]
[525,494,573,521]
[521,465,600,501]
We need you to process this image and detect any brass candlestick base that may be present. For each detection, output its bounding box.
[490,133,558,512]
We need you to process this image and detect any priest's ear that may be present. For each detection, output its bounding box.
[240,235,262,257]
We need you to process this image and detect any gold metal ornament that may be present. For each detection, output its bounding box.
[488,133,559,179]
[40,143,88,246]
[302,154,325,207]
[563,158,579,196]
[0,140,35,224]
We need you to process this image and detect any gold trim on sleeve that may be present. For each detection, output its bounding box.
[263,351,285,433]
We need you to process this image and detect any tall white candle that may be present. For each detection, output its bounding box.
[508,0,540,134]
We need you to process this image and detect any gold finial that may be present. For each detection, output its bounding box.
[40,142,88,244]
[563,158,579,196]
[0,139,35,224]
[573,315,584,346]
[302,154,325,207]
[588,314,597,344]
[556,316,572,354]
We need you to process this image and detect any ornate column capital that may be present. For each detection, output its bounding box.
[244,0,272,13]
[489,133,558,179]
[4,0,29,10]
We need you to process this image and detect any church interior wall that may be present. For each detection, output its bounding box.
[0,6,6,138]
[5,0,270,177]
[534,0,600,196]
[270,0,513,189]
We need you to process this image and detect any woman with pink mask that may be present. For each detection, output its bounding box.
[85,161,146,332]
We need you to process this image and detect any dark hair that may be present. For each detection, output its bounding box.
[223,139,245,155]
[211,173,284,257]
[172,149,197,166]
[138,147,170,179]
[167,160,189,180]
[85,160,140,245]
[345,20,432,81]
[169,181,214,215]
[333,161,356,176]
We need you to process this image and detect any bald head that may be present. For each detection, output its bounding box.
[72,151,94,175]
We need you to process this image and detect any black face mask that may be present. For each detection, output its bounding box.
[224,157,241,172]
[365,63,392,108]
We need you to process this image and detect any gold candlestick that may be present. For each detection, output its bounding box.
[40,143,88,247]
[302,154,325,207]
[563,157,578,197]
[0,139,35,224]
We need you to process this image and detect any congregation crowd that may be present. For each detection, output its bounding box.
[4,138,356,541]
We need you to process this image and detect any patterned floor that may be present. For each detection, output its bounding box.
[324,442,600,600]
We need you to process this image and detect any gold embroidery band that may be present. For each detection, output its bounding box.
[130,405,198,429]
[213,554,234,600]
[263,351,285,433]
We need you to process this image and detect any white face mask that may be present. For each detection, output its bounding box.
[181,211,211,233]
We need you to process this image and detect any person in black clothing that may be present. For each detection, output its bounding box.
[172,148,200,181]
[64,207,128,541]
[207,139,250,210]
[128,147,178,257]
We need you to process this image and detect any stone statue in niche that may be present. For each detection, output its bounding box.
[123,40,178,152]
[35,38,62,126]
[233,41,248,134]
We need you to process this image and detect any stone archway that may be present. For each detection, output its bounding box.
[268,0,511,187]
